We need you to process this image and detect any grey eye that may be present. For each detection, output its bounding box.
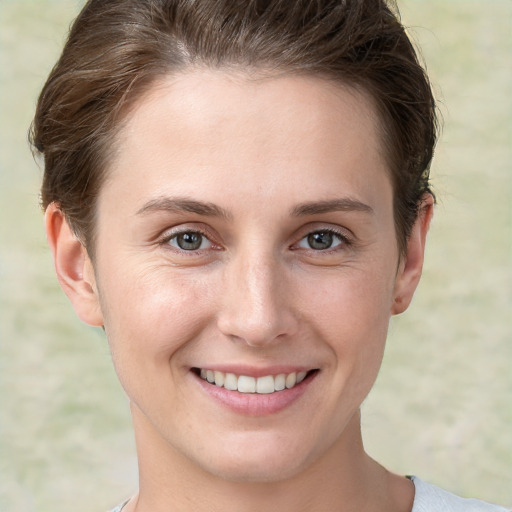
[170,232,211,251]
[297,230,344,251]
[307,231,334,250]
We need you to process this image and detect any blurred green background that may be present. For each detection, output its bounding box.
[0,0,510,510]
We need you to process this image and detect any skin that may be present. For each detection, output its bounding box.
[46,70,433,512]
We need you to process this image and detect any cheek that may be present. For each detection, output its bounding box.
[97,265,216,377]
[298,264,395,378]
[303,264,395,334]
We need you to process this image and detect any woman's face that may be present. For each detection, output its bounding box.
[84,70,420,482]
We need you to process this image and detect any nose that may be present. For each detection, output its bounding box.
[216,249,298,347]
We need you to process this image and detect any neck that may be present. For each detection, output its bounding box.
[126,406,413,512]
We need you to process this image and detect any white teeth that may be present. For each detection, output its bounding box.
[285,372,297,389]
[296,371,307,384]
[224,373,238,391]
[237,375,256,393]
[198,369,312,394]
[214,371,225,387]
[274,374,286,391]
[256,375,275,394]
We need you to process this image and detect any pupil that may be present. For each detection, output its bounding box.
[308,232,333,250]
[177,232,202,250]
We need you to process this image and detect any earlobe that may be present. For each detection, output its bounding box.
[45,203,104,326]
[391,194,434,315]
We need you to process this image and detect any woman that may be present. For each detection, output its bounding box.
[30,0,509,511]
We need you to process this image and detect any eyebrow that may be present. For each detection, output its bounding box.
[136,196,232,220]
[291,198,374,216]
[136,196,373,219]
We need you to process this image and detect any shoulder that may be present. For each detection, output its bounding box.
[410,476,510,512]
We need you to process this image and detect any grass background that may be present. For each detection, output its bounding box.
[0,0,510,510]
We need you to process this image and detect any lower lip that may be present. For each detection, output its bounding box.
[193,372,317,416]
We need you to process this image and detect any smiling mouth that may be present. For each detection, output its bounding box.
[193,368,318,394]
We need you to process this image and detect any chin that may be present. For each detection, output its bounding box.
[190,432,319,484]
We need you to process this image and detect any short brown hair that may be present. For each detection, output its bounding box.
[31,0,437,256]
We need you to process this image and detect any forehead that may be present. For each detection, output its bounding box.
[103,69,391,216]
[118,69,381,155]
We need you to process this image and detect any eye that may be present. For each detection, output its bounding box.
[297,230,346,251]
[168,231,212,251]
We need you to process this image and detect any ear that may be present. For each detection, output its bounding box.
[391,194,434,315]
[45,203,104,326]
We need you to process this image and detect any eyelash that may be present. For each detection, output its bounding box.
[158,227,351,254]
[294,228,352,252]
[158,227,217,254]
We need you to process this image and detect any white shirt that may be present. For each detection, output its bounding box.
[410,476,510,512]
[110,477,510,511]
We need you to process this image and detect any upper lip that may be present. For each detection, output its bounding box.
[191,365,317,378]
